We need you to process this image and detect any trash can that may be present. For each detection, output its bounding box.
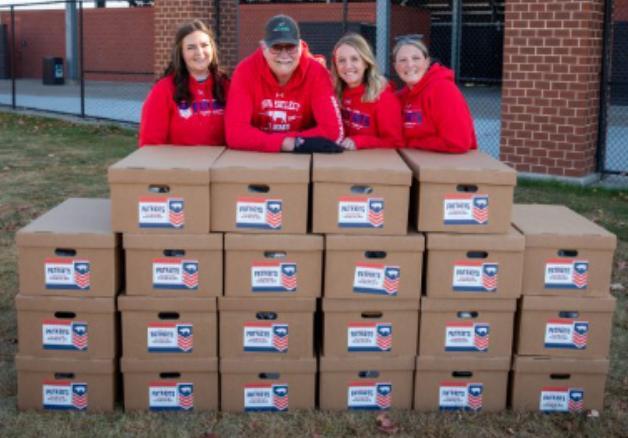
[42,57,64,85]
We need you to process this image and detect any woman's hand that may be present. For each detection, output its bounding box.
[340,138,357,151]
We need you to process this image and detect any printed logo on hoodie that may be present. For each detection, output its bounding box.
[260,98,302,132]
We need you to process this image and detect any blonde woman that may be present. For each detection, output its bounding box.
[332,33,403,150]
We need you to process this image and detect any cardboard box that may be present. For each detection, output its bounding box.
[121,357,218,411]
[16,198,120,298]
[414,356,510,412]
[218,297,315,359]
[324,233,424,300]
[224,233,323,298]
[400,149,516,234]
[322,299,420,357]
[516,296,615,358]
[511,355,609,412]
[319,356,414,410]
[210,150,310,234]
[312,150,412,235]
[16,354,116,412]
[16,294,116,359]
[425,227,524,299]
[419,298,515,358]
[118,296,216,359]
[124,233,223,297]
[512,204,617,296]
[220,358,316,412]
[108,146,224,234]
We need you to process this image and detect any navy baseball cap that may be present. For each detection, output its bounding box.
[264,15,300,46]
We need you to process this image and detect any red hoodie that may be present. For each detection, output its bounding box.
[139,74,228,147]
[225,42,343,152]
[341,84,404,149]
[397,63,477,153]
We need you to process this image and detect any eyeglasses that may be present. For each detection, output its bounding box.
[268,43,299,55]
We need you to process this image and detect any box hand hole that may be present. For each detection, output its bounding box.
[457,311,478,319]
[158,312,180,320]
[54,311,76,319]
[550,374,571,380]
[248,184,270,193]
[456,184,478,193]
[258,372,280,379]
[163,249,185,257]
[54,372,75,379]
[452,371,473,378]
[159,372,181,379]
[361,311,383,319]
[358,370,380,378]
[351,185,373,194]
[148,185,170,193]
[364,251,387,259]
[54,248,77,257]
[558,311,579,318]
[558,249,578,257]
[264,251,286,259]
[467,251,488,259]
[256,311,277,320]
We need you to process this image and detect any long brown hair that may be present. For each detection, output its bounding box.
[162,20,227,105]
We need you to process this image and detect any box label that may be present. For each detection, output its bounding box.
[353,263,400,296]
[44,258,90,290]
[452,261,498,293]
[138,196,184,229]
[149,382,194,411]
[42,320,88,351]
[443,194,489,225]
[445,322,490,352]
[439,382,483,412]
[236,197,282,229]
[544,259,589,289]
[147,323,193,353]
[348,322,392,352]
[243,322,288,352]
[43,381,87,410]
[540,387,584,412]
[347,381,391,410]
[244,383,288,412]
[338,196,384,228]
[544,319,589,350]
[152,258,199,290]
[251,262,297,292]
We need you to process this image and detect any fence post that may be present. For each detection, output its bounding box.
[79,0,84,118]
[10,5,15,109]
[596,0,613,175]
[375,0,390,76]
[451,0,462,80]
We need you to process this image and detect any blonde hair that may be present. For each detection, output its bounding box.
[331,33,387,103]
[392,38,430,62]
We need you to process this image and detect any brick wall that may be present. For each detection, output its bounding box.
[500,0,605,177]
[616,0,628,21]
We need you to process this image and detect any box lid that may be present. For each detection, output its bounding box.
[512,204,617,250]
[16,198,117,248]
[117,295,216,312]
[520,295,616,312]
[210,149,310,183]
[400,149,517,185]
[15,354,116,373]
[416,356,511,371]
[225,233,323,251]
[322,299,420,312]
[218,297,315,312]
[15,294,116,313]
[220,357,317,374]
[427,226,524,251]
[121,357,218,373]
[124,233,223,250]
[107,146,224,184]
[421,297,516,312]
[320,355,415,372]
[312,150,412,186]
[512,355,609,374]
[326,232,424,252]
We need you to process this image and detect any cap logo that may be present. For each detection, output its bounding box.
[274,22,290,32]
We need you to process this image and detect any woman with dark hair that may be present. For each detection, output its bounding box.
[139,20,229,146]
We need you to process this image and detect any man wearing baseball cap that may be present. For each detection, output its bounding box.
[225,15,344,153]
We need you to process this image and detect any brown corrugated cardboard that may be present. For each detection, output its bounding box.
[124,233,223,297]
[220,358,316,412]
[218,297,315,359]
[210,150,310,234]
[414,356,510,412]
[108,146,224,234]
[511,355,609,412]
[224,233,323,297]
[118,296,216,359]
[425,227,524,299]
[16,198,120,298]
[512,204,617,296]
[419,298,516,358]
[322,299,420,357]
[324,234,424,300]
[516,296,615,358]
[319,356,414,410]
[312,150,412,235]
[16,354,116,412]
[16,294,116,359]
[400,149,516,234]
[121,357,218,411]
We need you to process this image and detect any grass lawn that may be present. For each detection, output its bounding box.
[0,112,626,437]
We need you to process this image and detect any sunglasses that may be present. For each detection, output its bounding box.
[394,34,424,43]
[268,43,299,55]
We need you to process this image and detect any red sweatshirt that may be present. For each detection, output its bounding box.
[225,42,343,152]
[139,74,228,147]
[341,84,404,149]
[397,63,477,153]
